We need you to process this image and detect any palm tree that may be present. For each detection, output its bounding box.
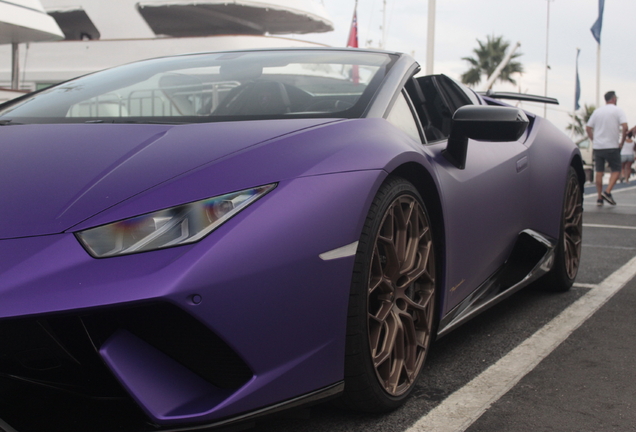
[461,35,524,89]
[566,104,596,138]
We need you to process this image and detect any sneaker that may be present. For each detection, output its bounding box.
[597,198,604,206]
[601,191,616,205]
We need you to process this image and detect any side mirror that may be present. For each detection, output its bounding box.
[443,105,529,169]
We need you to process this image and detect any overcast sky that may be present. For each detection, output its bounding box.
[293,0,636,136]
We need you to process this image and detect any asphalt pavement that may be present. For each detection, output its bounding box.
[465,278,636,432]
[464,181,636,432]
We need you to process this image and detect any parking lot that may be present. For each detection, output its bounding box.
[1,182,636,432]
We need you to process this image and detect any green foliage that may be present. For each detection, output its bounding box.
[460,35,524,89]
[566,104,596,138]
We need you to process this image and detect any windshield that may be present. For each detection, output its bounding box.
[0,50,395,125]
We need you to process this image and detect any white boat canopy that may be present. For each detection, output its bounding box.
[136,0,334,36]
[0,0,63,44]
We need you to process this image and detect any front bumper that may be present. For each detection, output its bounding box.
[0,171,384,427]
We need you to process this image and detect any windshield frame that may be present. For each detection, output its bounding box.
[0,48,398,125]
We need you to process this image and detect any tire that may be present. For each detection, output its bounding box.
[339,177,436,412]
[541,167,583,292]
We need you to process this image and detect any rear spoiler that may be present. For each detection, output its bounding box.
[478,91,559,105]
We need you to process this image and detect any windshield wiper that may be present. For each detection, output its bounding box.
[81,119,190,125]
[114,120,192,125]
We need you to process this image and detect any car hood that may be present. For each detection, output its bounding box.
[0,119,334,239]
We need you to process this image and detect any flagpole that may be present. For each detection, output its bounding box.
[543,0,553,118]
[590,0,604,107]
[11,43,19,90]
[346,0,359,84]
[426,0,436,75]
[596,44,601,107]
[574,48,581,112]
[380,0,387,49]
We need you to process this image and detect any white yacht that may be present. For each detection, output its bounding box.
[0,0,334,96]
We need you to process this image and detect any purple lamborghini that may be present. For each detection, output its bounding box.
[0,48,583,429]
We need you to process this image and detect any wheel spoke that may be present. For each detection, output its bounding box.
[392,205,406,264]
[369,245,384,293]
[370,281,395,322]
[400,310,420,358]
[383,314,405,392]
[400,214,422,277]
[402,286,434,313]
[378,235,400,278]
[372,311,399,368]
[398,242,434,289]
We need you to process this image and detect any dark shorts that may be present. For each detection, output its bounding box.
[594,148,621,172]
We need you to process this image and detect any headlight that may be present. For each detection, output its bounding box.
[76,184,275,258]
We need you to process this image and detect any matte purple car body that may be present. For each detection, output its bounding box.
[0,48,583,429]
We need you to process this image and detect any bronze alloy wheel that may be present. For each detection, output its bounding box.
[340,178,437,411]
[540,166,583,292]
[563,171,583,280]
[367,194,436,396]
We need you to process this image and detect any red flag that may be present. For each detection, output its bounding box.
[347,9,358,48]
[347,4,359,83]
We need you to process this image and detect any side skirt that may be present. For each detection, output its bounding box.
[160,382,344,431]
[436,230,556,339]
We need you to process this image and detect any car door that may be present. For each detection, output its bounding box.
[408,75,532,315]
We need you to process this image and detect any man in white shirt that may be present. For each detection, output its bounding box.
[586,91,628,206]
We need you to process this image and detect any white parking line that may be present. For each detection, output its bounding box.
[0,418,18,432]
[583,223,636,230]
[405,254,636,432]
[584,203,636,208]
[583,244,636,251]
[573,282,598,289]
